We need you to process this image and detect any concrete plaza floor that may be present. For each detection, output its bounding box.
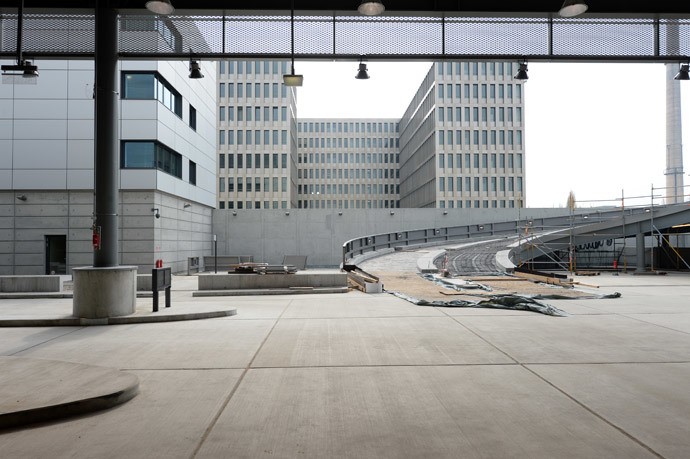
[1,272,689,458]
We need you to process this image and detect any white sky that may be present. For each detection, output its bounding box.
[293,60,689,208]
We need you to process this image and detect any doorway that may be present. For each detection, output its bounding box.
[45,235,67,275]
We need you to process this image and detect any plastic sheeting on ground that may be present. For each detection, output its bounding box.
[420,273,493,292]
[384,290,622,317]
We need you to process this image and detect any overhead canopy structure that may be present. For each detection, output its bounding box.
[1,1,690,61]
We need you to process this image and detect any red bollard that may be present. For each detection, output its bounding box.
[613,260,618,270]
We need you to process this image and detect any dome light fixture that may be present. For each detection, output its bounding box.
[358,1,385,16]
[674,64,690,81]
[189,60,204,79]
[558,1,588,18]
[355,58,370,80]
[514,62,528,80]
[145,0,175,15]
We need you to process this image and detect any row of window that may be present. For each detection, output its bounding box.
[219,60,288,76]
[437,83,522,101]
[299,121,399,134]
[438,106,522,124]
[220,105,287,123]
[219,130,288,146]
[298,183,400,196]
[297,200,399,209]
[219,82,287,99]
[298,168,399,180]
[298,137,398,150]
[122,72,196,131]
[219,177,288,193]
[437,61,517,78]
[439,153,523,170]
[439,200,519,209]
[438,176,523,193]
[299,152,399,165]
[438,130,523,147]
[219,200,289,209]
[121,141,197,184]
[219,153,288,169]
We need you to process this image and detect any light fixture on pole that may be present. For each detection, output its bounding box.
[355,57,370,80]
[358,1,385,16]
[189,50,204,79]
[1,0,38,84]
[674,63,690,81]
[558,1,588,18]
[283,0,304,86]
[145,0,174,15]
[514,62,528,80]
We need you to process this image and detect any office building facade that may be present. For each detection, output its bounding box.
[1,59,216,275]
[216,60,525,210]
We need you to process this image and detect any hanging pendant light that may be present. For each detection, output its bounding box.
[674,64,690,81]
[1,0,39,84]
[558,1,588,18]
[514,62,528,80]
[145,0,175,15]
[355,58,370,80]
[358,1,385,16]
[283,0,303,86]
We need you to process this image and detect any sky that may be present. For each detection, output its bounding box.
[293,60,689,208]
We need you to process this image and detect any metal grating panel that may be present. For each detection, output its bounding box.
[445,17,549,56]
[2,11,690,60]
[224,15,289,55]
[335,16,442,56]
[295,16,332,55]
[552,18,656,56]
[1,13,94,56]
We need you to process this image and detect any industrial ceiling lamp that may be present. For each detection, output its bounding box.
[145,0,175,15]
[674,64,690,81]
[189,50,204,79]
[1,0,38,84]
[558,1,588,18]
[358,1,385,16]
[514,62,529,80]
[283,0,304,87]
[355,57,370,80]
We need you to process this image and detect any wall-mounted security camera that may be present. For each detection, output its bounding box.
[151,208,160,219]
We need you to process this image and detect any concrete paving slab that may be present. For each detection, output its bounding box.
[253,316,513,367]
[529,362,690,459]
[15,319,275,369]
[281,291,445,319]
[0,369,242,458]
[459,314,690,364]
[0,327,81,355]
[0,356,138,429]
[624,313,690,334]
[195,298,290,320]
[196,366,653,459]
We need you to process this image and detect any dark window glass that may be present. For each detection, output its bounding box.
[189,161,196,185]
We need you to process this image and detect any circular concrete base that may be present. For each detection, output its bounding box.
[73,266,137,319]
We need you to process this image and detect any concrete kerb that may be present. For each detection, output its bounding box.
[0,356,139,430]
[0,309,237,327]
[417,250,446,273]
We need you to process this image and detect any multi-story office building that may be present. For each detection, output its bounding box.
[296,118,400,209]
[399,62,526,209]
[216,60,297,210]
[217,60,525,210]
[1,59,216,274]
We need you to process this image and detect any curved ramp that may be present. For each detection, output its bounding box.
[0,357,139,429]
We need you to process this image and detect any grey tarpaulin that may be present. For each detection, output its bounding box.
[386,290,570,316]
[420,273,493,292]
[384,290,622,317]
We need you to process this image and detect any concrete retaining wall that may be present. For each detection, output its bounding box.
[0,275,61,292]
[212,208,582,267]
[198,272,348,290]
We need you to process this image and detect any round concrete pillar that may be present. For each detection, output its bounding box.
[72,266,137,319]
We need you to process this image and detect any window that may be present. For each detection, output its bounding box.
[189,105,196,131]
[122,72,181,117]
[189,161,196,185]
[121,141,182,178]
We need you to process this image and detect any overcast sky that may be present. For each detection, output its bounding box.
[293,60,689,208]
